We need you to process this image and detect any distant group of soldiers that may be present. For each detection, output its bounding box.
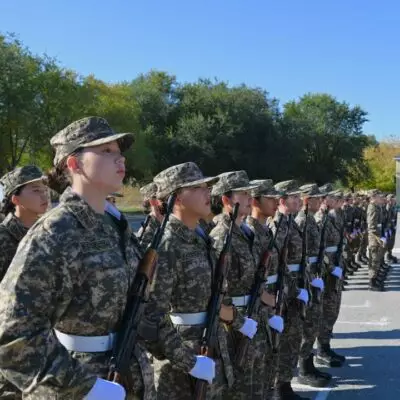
[0,116,397,400]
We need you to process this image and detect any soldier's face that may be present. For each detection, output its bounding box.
[78,141,126,194]
[259,197,278,217]
[231,191,252,217]
[178,184,211,218]
[13,181,49,215]
[287,195,299,213]
[308,197,321,212]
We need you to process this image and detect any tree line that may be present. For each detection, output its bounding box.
[0,33,397,191]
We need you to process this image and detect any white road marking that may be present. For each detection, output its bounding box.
[341,300,370,308]
[336,316,390,327]
[292,383,333,400]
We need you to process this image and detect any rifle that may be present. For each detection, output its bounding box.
[194,203,239,400]
[108,193,176,388]
[312,207,329,304]
[298,201,309,319]
[235,213,284,368]
[272,214,292,352]
[138,214,151,242]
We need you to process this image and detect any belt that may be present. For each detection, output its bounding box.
[54,329,116,352]
[169,312,207,326]
[326,246,338,253]
[266,274,278,284]
[288,264,300,272]
[231,295,251,307]
[308,256,319,264]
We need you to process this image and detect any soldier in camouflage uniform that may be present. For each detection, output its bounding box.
[140,162,241,400]
[269,180,310,400]
[0,117,155,399]
[294,184,331,388]
[136,182,162,249]
[385,194,398,263]
[367,189,387,291]
[358,193,370,263]
[315,186,346,368]
[210,171,270,400]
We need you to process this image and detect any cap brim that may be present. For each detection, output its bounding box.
[180,176,219,189]
[7,177,47,196]
[79,132,134,152]
[231,183,260,193]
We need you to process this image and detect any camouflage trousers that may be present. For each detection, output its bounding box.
[386,230,396,256]
[368,245,381,280]
[0,376,21,399]
[154,357,226,400]
[223,324,269,399]
[318,275,342,346]
[358,232,368,258]
[299,295,323,359]
[275,301,303,384]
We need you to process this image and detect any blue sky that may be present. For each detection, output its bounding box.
[1,0,399,139]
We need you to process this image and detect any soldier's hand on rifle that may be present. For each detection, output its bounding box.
[311,277,325,291]
[331,266,343,279]
[189,355,216,384]
[238,317,258,339]
[84,378,126,400]
[296,288,309,304]
[268,315,284,333]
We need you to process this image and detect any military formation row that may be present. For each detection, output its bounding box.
[0,116,397,400]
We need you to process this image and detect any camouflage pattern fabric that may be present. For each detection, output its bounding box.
[0,188,154,400]
[137,214,160,250]
[316,209,342,346]
[210,213,268,400]
[211,171,257,197]
[295,209,324,360]
[386,202,397,255]
[367,202,383,279]
[139,182,158,200]
[139,214,233,400]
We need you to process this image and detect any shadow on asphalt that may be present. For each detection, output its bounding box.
[333,329,400,340]
[322,345,400,399]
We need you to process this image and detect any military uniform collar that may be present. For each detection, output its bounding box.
[214,212,247,240]
[60,187,105,230]
[168,214,202,244]
[2,213,28,241]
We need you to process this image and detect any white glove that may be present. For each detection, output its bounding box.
[238,317,258,339]
[268,315,284,333]
[296,288,309,304]
[311,277,325,291]
[189,355,216,384]
[380,237,387,245]
[84,378,126,400]
[331,266,343,279]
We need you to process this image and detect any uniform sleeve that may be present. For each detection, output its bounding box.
[367,205,380,239]
[0,230,13,282]
[138,227,154,250]
[0,231,96,398]
[140,247,197,372]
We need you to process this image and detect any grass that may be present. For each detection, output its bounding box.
[115,186,144,214]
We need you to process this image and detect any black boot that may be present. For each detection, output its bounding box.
[369,278,384,291]
[317,343,345,366]
[274,382,311,400]
[298,355,331,387]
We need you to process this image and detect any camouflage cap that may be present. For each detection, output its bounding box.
[343,192,352,200]
[50,116,134,166]
[211,170,258,196]
[387,193,395,199]
[154,162,218,199]
[249,179,281,198]
[274,180,301,196]
[0,165,45,197]
[299,183,324,198]
[139,182,158,200]
[329,190,343,199]
[367,189,383,197]
[319,183,334,194]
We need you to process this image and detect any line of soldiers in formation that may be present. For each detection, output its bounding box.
[0,116,397,400]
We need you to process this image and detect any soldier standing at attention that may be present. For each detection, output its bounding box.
[269,180,310,400]
[140,162,240,400]
[295,184,331,388]
[0,117,155,399]
[367,189,387,291]
[315,186,346,368]
[210,171,269,400]
[137,182,162,249]
[385,194,397,263]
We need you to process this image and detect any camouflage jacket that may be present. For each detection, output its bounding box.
[387,204,397,230]
[0,213,28,281]
[342,205,354,234]
[137,214,160,249]
[367,202,382,246]
[0,188,154,400]
[352,205,363,230]
[140,214,234,383]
